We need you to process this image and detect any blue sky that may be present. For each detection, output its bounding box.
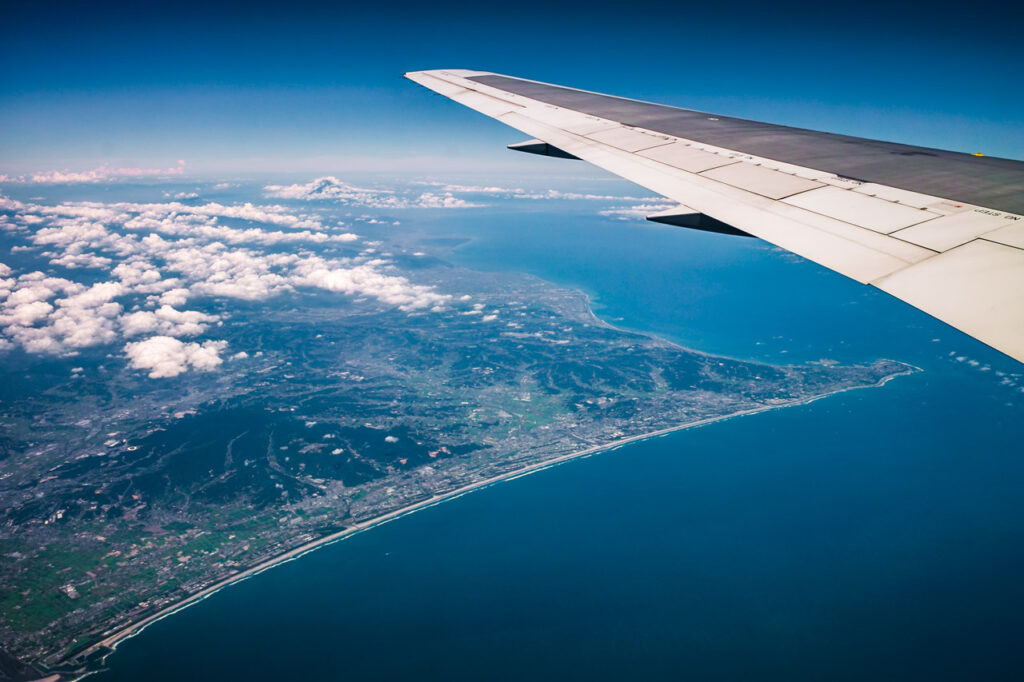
[3,0,1023,175]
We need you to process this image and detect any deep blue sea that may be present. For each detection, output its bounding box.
[94,181,1024,681]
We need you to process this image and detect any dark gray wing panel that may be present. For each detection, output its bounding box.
[470,74,1024,215]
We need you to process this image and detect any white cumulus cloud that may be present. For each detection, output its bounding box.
[412,192,480,208]
[121,305,219,338]
[125,336,228,378]
[599,203,677,220]
[0,186,459,364]
[293,257,451,311]
[6,161,187,184]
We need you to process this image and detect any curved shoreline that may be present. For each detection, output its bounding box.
[71,365,915,677]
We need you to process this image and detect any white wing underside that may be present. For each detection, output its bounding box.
[407,69,1024,364]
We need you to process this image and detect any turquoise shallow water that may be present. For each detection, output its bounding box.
[94,193,1024,681]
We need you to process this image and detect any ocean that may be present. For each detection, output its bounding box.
[93,183,1024,680]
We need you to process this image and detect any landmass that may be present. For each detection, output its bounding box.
[0,184,913,679]
[0,267,911,679]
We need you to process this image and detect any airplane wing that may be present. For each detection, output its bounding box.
[405,69,1024,365]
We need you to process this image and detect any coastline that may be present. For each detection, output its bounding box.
[71,362,915,677]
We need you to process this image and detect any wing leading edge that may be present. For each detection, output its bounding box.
[406,69,1024,364]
